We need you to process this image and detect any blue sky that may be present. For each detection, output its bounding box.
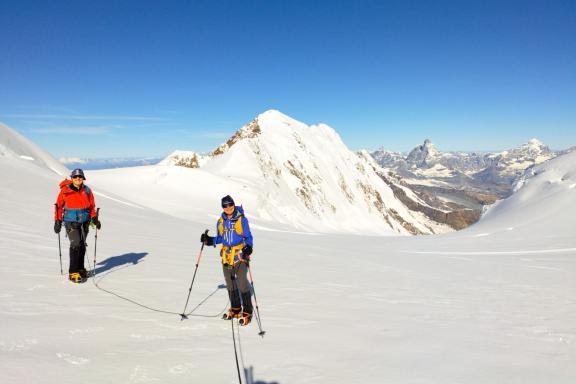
[1,0,574,158]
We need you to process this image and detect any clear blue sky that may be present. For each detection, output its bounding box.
[1,0,574,158]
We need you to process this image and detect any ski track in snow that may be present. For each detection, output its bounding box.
[0,339,38,352]
[56,352,90,365]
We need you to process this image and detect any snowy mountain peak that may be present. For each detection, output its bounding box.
[159,150,208,168]
[527,138,543,146]
[258,109,302,126]
[496,138,553,164]
[406,139,439,167]
[517,138,549,155]
[161,111,451,234]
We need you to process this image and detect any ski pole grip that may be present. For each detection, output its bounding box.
[200,229,209,247]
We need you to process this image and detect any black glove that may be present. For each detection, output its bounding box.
[241,244,253,260]
[91,217,101,230]
[200,233,214,246]
[54,220,62,234]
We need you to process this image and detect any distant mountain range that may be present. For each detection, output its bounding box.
[370,138,569,198]
[3,113,574,234]
[372,138,558,184]
[366,139,575,228]
[157,117,575,232]
[59,157,162,170]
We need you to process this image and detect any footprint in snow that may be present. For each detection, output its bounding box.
[0,338,38,352]
[56,352,89,365]
[27,285,47,291]
[68,327,104,335]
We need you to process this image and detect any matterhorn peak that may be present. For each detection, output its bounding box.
[406,139,439,167]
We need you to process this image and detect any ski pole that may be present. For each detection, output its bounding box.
[180,229,209,320]
[93,208,100,277]
[231,313,243,384]
[247,264,266,337]
[54,204,63,275]
[230,269,243,384]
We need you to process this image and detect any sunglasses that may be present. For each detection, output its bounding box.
[222,203,234,208]
[72,176,84,179]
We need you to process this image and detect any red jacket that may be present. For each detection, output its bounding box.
[55,180,96,223]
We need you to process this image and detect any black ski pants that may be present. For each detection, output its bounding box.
[223,262,253,314]
[65,221,90,274]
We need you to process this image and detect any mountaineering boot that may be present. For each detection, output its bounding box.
[69,272,85,283]
[223,289,242,319]
[79,269,88,279]
[239,291,253,326]
[222,308,242,320]
[238,312,252,326]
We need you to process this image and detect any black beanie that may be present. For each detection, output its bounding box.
[221,195,235,207]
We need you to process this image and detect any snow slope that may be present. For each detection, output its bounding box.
[1,125,575,384]
[471,150,576,237]
[0,122,69,176]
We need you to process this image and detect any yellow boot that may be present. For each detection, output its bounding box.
[69,272,83,283]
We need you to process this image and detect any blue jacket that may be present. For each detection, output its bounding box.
[214,206,253,264]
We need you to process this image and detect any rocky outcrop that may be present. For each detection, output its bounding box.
[377,169,482,230]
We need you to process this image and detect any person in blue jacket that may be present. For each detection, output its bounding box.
[201,195,254,325]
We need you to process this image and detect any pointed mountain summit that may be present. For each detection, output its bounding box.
[160,110,451,235]
[406,139,440,168]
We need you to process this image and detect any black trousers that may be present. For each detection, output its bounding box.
[222,262,253,314]
[65,221,90,274]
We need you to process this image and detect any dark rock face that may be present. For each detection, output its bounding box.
[377,171,482,230]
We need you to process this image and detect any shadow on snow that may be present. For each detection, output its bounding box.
[244,366,279,384]
[92,252,148,276]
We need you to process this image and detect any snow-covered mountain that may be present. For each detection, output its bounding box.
[146,110,452,235]
[0,122,69,176]
[158,150,209,168]
[1,117,575,384]
[373,138,556,183]
[369,138,560,228]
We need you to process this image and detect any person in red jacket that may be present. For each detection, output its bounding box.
[54,169,101,283]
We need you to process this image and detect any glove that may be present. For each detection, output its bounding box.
[91,217,101,230]
[241,244,253,261]
[54,220,62,234]
[200,233,214,246]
